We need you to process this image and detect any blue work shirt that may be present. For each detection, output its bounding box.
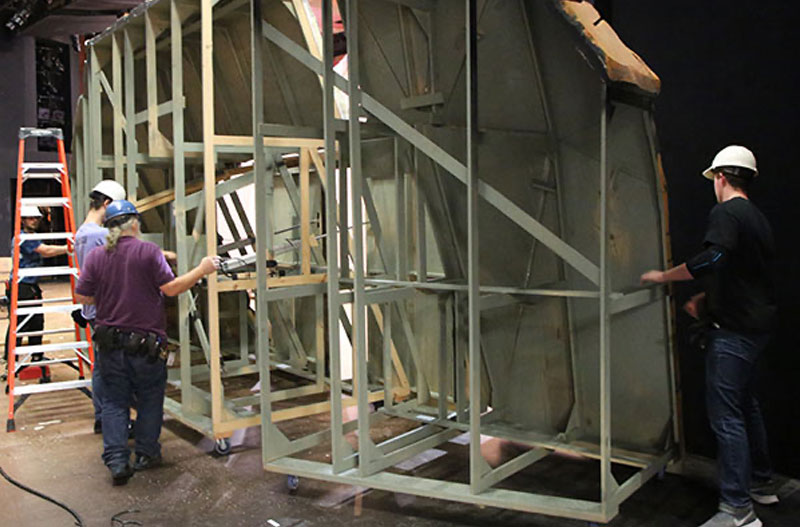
[9,237,42,285]
[75,222,108,320]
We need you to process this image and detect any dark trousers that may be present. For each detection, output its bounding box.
[4,283,44,369]
[97,346,167,467]
[88,321,103,423]
[705,329,772,509]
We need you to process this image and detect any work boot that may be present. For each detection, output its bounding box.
[750,479,780,505]
[109,463,134,486]
[698,504,761,527]
[133,453,162,471]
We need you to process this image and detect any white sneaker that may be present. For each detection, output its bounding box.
[750,479,780,505]
[698,508,761,527]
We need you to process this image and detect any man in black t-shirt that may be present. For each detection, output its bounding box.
[641,145,777,527]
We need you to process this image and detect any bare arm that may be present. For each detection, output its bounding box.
[160,256,220,297]
[683,292,707,319]
[75,294,94,305]
[34,244,69,258]
[640,263,694,285]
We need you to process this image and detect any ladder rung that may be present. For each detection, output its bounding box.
[15,357,81,371]
[20,197,70,208]
[16,304,80,316]
[22,173,62,181]
[13,379,92,396]
[22,162,66,172]
[14,341,90,355]
[19,232,73,242]
[16,327,77,338]
[18,296,74,306]
[17,266,78,279]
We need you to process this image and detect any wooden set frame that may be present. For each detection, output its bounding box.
[74,0,681,523]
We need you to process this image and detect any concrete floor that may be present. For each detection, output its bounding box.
[1,282,799,527]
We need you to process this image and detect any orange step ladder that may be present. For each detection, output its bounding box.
[6,127,94,432]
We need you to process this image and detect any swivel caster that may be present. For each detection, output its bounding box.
[214,438,231,456]
[287,475,299,492]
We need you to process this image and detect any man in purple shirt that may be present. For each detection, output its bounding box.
[76,200,219,486]
[75,181,178,434]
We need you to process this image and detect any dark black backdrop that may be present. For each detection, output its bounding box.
[596,1,800,477]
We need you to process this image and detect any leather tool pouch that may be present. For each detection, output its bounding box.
[92,325,116,353]
[688,318,714,351]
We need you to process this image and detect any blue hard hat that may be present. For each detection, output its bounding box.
[104,199,139,226]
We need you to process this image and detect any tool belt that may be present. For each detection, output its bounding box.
[93,324,167,363]
[687,318,721,351]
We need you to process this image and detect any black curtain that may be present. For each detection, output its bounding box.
[608,0,800,477]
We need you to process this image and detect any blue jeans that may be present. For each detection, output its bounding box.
[705,329,772,509]
[89,322,103,423]
[97,346,167,467]
[92,360,104,422]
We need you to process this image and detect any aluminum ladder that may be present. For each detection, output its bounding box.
[6,127,94,432]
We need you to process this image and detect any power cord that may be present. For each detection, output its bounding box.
[0,463,84,526]
[111,509,142,526]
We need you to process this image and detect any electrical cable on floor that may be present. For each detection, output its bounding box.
[111,509,142,526]
[0,463,84,526]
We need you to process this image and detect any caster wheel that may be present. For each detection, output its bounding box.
[287,475,299,492]
[214,438,231,456]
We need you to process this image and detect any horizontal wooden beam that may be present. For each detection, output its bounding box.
[213,390,385,435]
[133,165,251,213]
[214,134,325,150]
[216,273,327,292]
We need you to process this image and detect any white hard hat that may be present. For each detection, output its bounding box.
[20,206,42,218]
[702,145,758,180]
[91,180,127,201]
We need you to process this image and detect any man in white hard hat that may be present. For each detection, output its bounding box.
[74,180,127,434]
[4,206,70,383]
[641,145,777,527]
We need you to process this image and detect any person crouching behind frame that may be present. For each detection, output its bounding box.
[76,200,220,486]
